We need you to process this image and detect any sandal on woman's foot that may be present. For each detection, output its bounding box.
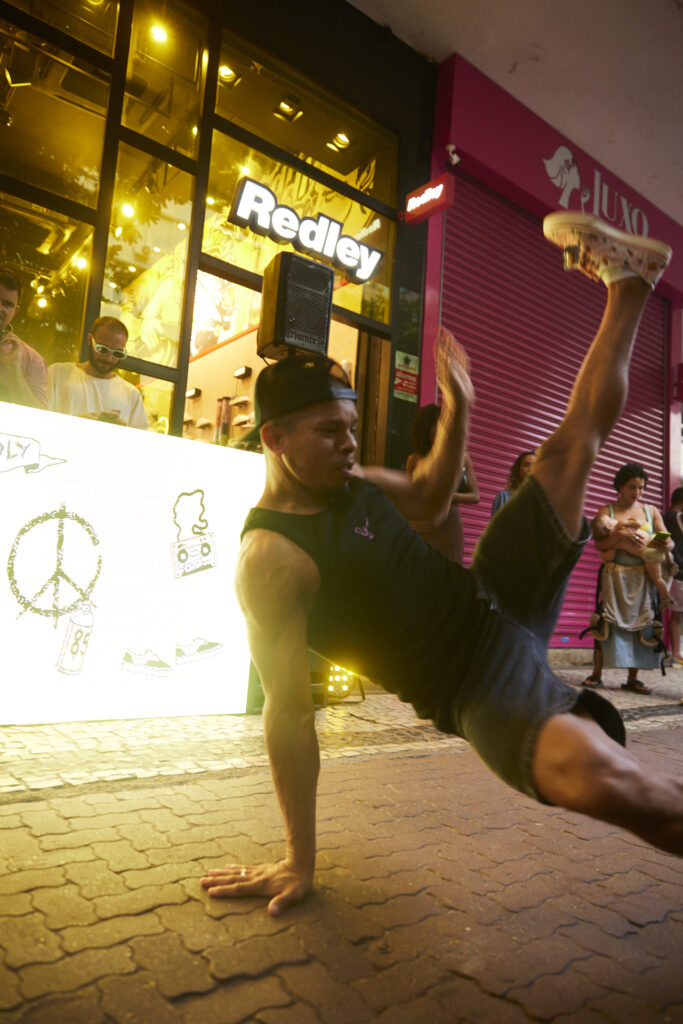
[621,680,652,695]
[581,675,603,688]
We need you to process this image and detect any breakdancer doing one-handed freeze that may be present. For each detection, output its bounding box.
[201,212,680,916]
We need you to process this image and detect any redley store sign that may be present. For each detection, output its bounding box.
[436,55,683,300]
[229,177,384,283]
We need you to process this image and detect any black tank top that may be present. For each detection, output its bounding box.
[242,478,483,731]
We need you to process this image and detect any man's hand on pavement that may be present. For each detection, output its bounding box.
[200,858,313,917]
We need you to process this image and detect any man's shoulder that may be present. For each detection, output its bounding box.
[240,525,317,571]
[237,527,320,605]
[49,362,77,377]
[114,373,139,393]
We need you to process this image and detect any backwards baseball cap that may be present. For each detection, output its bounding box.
[240,353,357,445]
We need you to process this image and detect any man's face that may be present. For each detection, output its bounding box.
[88,324,127,377]
[275,399,358,493]
[0,283,19,332]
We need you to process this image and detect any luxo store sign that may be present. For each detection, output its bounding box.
[229,178,384,283]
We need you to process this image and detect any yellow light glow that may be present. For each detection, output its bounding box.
[121,203,135,218]
[153,246,161,253]
[335,133,349,146]
[279,100,293,113]
[191,126,198,137]
[219,65,235,82]
[177,222,187,231]
[151,24,167,42]
[206,196,215,206]
[37,297,47,308]
[128,265,137,273]
[114,226,122,238]
[36,284,45,294]
[240,166,250,176]
[74,257,87,270]
[108,281,117,289]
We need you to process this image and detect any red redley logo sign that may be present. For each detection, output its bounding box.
[403,174,455,225]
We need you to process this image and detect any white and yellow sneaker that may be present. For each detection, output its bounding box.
[543,211,672,289]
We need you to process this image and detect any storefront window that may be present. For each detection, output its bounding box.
[216,33,397,208]
[185,268,359,446]
[185,271,260,443]
[101,143,194,367]
[123,0,208,159]
[118,368,173,433]
[0,191,92,365]
[203,132,393,325]
[0,19,109,206]
[3,0,118,55]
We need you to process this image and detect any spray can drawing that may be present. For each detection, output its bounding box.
[56,603,94,675]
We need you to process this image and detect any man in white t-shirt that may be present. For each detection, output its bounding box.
[49,316,148,429]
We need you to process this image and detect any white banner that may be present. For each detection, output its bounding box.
[0,402,265,724]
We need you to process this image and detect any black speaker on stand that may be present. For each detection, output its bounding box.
[257,252,334,360]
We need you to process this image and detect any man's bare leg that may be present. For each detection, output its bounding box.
[531,276,651,538]
[531,217,678,849]
[533,711,683,855]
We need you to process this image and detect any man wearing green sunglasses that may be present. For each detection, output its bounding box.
[48,316,148,429]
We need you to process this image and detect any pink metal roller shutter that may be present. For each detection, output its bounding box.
[440,175,668,647]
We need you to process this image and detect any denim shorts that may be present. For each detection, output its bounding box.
[448,475,626,802]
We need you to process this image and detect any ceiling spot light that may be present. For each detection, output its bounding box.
[74,256,87,269]
[121,202,135,217]
[36,284,45,294]
[151,24,167,42]
[273,94,302,123]
[152,246,161,253]
[128,265,137,273]
[108,281,117,289]
[191,125,198,137]
[114,226,122,238]
[240,165,250,175]
[218,65,241,87]
[37,297,47,308]
[177,222,187,231]
[206,196,215,206]
[327,132,350,153]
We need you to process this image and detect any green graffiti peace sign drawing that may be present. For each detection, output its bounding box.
[7,504,102,625]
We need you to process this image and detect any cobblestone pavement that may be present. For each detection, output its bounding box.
[0,668,682,1022]
[2,667,683,798]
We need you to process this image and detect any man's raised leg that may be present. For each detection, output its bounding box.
[530,216,678,851]
[532,215,672,538]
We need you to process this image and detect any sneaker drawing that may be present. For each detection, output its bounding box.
[121,650,172,676]
[543,212,672,289]
[175,638,223,665]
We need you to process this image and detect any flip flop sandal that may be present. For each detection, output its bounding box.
[621,680,652,695]
[581,675,603,688]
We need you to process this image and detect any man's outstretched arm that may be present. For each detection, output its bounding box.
[359,328,475,524]
[201,529,321,916]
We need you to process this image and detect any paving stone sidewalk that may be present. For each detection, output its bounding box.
[0,676,682,1023]
[1,666,682,798]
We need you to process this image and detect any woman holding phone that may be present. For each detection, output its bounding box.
[588,462,674,694]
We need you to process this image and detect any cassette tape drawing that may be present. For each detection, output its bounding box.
[171,489,217,578]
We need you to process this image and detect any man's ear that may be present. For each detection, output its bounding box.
[260,422,283,455]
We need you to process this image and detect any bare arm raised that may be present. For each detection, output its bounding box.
[359,328,474,523]
[201,529,321,916]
